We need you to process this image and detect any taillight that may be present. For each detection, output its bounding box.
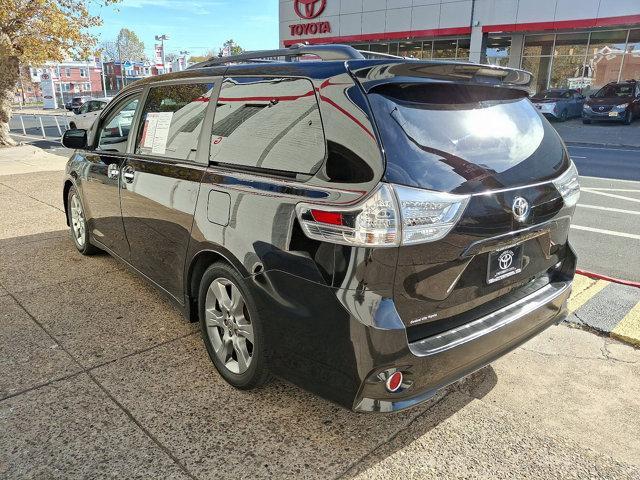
[295,183,470,247]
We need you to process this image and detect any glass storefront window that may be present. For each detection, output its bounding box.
[351,44,370,51]
[523,34,555,56]
[485,36,511,66]
[457,38,470,60]
[389,43,399,56]
[549,55,590,90]
[422,40,433,59]
[369,43,390,54]
[620,30,640,82]
[587,30,628,90]
[553,32,588,57]
[433,39,457,59]
[521,56,552,95]
[399,41,423,59]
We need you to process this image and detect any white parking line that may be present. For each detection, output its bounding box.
[571,225,640,240]
[577,204,640,215]
[568,146,640,153]
[581,189,640,204]
[582,188,640,193]
[571,156,587,159]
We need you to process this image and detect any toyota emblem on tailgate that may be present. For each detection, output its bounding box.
[512,197,530,222]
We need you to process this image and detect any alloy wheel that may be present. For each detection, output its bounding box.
[70,193,86,247]
[205,278,254,374]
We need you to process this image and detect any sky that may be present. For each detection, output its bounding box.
[90,0,280,58]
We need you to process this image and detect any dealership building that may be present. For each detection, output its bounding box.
[279,0,640,94]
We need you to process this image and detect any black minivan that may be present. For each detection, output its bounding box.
[61,45,579,413]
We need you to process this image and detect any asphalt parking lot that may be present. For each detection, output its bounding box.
[1,146,640,479]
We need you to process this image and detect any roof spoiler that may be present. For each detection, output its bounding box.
[349,60,533,92]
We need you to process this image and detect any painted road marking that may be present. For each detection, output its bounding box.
[582,188,640,193]
[570,225,640,240]
[568,276,609,314]
[568,146,640,153]
[581,189,640,204]
[612,301,640,347]
[576,204,640,215]
[571,156,587,159]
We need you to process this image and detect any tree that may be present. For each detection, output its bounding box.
[0,0,119,146]
[113,28,145,62]
[189,50,216,64]
[219,39,244,57]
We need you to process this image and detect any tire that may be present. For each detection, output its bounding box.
[67,186,100,255]
[582,118,591,124]
[559,109,568,122]
[623,110,632,125]
[199,262,271,390]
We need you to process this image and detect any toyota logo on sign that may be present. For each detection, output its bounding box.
[294,0,326,19]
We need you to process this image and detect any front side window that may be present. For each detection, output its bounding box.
[210,77,325,174]
[135,82,214,161]
[97,95,140,153]
[78,102,91,114]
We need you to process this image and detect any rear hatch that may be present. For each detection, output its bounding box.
[350,60,575,337]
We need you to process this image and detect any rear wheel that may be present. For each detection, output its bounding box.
[559,109,568,122]
[67,186,100,255]
[199,263,271,389]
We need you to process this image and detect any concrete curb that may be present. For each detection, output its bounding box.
[566,274,640,349]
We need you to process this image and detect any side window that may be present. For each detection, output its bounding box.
[78,102,91,114]
[97,95,141,154]
[210,77,325,174]
[135,82,214,161]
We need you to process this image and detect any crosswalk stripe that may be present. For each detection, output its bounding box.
[568,277,609,314]
[611,301,640,347]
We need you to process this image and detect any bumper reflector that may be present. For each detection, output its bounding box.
[386,371,404,393]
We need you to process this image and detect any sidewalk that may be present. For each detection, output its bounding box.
[553,118,640,149]
[11,107,70,117]
[0,145,67,175]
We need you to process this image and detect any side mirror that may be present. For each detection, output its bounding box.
[62,129,88,150]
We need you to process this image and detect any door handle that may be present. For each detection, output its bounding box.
[122,165,135,183]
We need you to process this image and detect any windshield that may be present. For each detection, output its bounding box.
[594,84,634,98]
[369,83,568,193]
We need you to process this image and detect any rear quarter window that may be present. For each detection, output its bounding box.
[210,77,325,175]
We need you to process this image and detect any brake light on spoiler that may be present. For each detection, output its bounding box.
[296,184,470,247]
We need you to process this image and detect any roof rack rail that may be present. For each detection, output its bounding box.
[188,44,365,70]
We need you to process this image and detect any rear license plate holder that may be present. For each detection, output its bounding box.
[487,244,524,284]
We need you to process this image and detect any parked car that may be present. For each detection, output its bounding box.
[582,80,640,125]
[531,89,585,121]
[65,96,91,113]
[60,45,578,413]
[69,98,112,130]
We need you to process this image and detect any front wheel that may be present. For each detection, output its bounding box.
[623,110,632,125]
[199,263,271,389]
[67,186,100,255]
[559,109,568,122]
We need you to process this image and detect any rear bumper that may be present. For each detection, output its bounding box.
[353,280,571,412]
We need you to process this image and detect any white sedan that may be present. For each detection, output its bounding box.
[68,98,113,130]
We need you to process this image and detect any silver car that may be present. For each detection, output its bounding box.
[531,89,585,122]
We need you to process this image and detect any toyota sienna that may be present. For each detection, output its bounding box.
[61,45,579,413]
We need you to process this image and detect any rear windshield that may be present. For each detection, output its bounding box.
[368,83,567,193]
